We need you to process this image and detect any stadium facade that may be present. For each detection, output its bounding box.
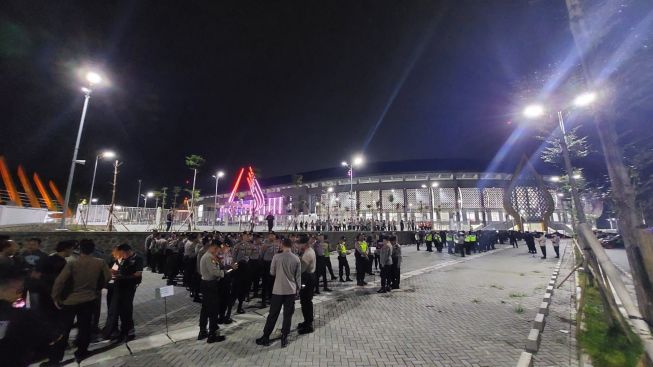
[199,159,574,232]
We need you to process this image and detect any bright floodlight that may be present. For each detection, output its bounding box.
[431,182,439,187]
[91,198,98,203]
[550,176,560,182]
[341,161,348,167]
[523,104,545,118]
[146,192,154,198]
[217,171,225,178]
[86,71,103,85]
[327,187,334,192]
[421,184,427,188]
[572,173,582,179]
[101,151,116,159]
[352,155,364,166]
[557,193,564,197]
[573,92,597,107]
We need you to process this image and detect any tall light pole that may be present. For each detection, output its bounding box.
[136,179,142,209]
[327,187,334,230]
[60,70,104,229]
[523,91,596,224]
[144,191,154,208]
[212,170,225,230]
[341,154,364,224]
[84,150,115,227]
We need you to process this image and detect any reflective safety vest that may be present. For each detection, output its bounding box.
[425,234,433,241]
[359,241,368,253]
[464,235,472,243]
[338,243,347,255]
[434,234,441,243]
[446,234,453,242]
[324,245,330,257]
[469,234,477,242]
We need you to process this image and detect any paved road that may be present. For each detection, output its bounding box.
[64,241,576,367]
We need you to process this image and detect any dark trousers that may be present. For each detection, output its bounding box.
[51,300,95,362]
[165,252,178,284]
[234,261,249,307]
[510,238,518,248]
[267,222,273,232]
[262,261,273,302]
[338,256,350,279]
[199,280,220,333]
[300,272,315,325]
[540,246,547,258]
[117,285,137,335]
[218,276,233,320]
[325,256,336,278]
[435,241,443,252]
[457,243,466,257]
[248,259,261,295]
[166,221,172,231]
[391,258,400,288]
[373,253,380,269]
[355,256,367,283]
[156,253,166,274]
[426,241,433,252]
[262,294,295,337]
[553,246,560,258]
[315,257,327,291]
[380,265,391,289]
[146,250,152,270]
[183,256,196,287]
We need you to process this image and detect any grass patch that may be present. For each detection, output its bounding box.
[490,284,504,290]
[509,292,527,298]
[578,272,643,366]
[514,304,524,314]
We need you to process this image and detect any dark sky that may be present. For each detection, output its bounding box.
[1,0,577,204]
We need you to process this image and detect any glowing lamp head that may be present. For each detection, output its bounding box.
[101,151,116,159]
[341,161,348,167]
[550,176,560,182]
[327,187,334,193]
[573,92,597,107]
[421,184,427,188]
[352,155,364,167]
[217,171,225,178]
[431,182,439,187]
[523,104,545,119]
[91,198,99,203]
[572,173,582,179]
[85,71,103,85]
[146,192,154,198]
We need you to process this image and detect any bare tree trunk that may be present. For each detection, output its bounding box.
[566,0,653,325]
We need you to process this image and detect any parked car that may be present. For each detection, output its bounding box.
[600,234,624,249]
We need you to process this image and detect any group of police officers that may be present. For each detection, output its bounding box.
[416,230,499,257]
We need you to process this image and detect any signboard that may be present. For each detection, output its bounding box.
[155,285,175,299]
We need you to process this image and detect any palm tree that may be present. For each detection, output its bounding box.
[172,186,181,209]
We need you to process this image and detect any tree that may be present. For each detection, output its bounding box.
[172,186,181,209]
[185,155,205,229]
[538,126,590,168]
[160,187,168,209]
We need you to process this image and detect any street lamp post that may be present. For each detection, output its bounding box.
[212,170,225,230]
[84,151,115,227]
[341,155,364,226]
[523,91,596,225]
[60,71,103,229]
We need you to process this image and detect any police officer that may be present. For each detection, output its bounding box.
[323,239,337,281]
[232,232,251,314]
[198,241,231,343]
[217,242,236,324]
[446,231,455,254]
[260,232,280,308]
[377,236,393,293]
[313,235,331,293]
[433,231,443,253]
[390,236,402,289]
[456,231,466,257]
[354,234,369,286]
[336,236,352,282]
[425,231,433,252]
[248,234,262,300]
[298,234,316,335]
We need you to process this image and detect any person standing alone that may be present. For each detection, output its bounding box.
[256,238,301,348]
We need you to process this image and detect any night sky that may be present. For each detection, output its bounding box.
[1,1,583,204]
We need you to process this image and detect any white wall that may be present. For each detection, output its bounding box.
[0,205,48,226]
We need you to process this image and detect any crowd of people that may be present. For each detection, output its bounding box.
[141,229,404,346]
[286,217,424,232]
[0,235,143,366]
[0,226,565,365]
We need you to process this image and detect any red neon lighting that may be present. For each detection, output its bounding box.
[228,167,245,203]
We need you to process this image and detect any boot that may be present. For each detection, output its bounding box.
[339,277,345,282]
[281,334,289,348]
[346,277,353,282]
[207,332,226,343]
[197,330,208,340]
[256,336,270,346]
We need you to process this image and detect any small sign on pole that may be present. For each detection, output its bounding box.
[155,285,175,299]
[155,285,175,342]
